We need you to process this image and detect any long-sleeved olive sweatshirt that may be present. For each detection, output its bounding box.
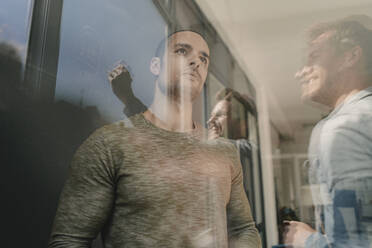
[49,114,261,248]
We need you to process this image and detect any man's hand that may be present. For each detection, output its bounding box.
[108,64,134,104]
[283,221,316,248]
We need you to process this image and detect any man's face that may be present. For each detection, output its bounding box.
[296,31,344,105]
[207,99,231,139]
[158,31,210,102]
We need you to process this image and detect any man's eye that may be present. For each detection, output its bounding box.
[309,52,319,61]
[216,113,226,118]
[175,48,187,55]
[200,56,208,64]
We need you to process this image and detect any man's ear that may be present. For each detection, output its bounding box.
[342,46,363,69]
[150,57,161,76]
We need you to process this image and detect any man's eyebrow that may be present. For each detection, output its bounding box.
[174,43,192,50]
[309,46,321,55]
[201,51,209,59]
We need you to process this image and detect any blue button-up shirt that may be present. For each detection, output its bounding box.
[307,86,372,248]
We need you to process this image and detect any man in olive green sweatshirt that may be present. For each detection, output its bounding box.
[49,30,261,248]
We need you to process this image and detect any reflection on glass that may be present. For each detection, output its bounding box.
[10,1,372,248]
[207,87,264,237]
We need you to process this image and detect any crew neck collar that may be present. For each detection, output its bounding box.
[328,86,372,118]
[134,113,204,139]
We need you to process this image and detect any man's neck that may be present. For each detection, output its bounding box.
[331,75,369,109]
[332,88,363,108]
[144,85,194,132]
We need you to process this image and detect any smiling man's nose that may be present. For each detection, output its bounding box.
[295,66,313,79]
[207,116,216,125]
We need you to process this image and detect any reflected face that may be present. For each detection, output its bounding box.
[207,100,231,139]
[158,31,210,102]
[295,31,344,105]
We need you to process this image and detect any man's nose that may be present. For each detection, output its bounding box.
[189,61,200,69]
[295,66,313,79]
[189,55,200,68]
[207,116,215,126]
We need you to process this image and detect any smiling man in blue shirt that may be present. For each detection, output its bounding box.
[285,17,372,248]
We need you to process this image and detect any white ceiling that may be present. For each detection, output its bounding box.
[195,0,372,138]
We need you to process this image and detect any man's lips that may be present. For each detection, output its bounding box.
[300,75,318,85]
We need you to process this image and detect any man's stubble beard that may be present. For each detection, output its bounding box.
[157,77,200,104]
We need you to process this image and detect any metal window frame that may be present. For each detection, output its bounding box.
[23,0,64,103]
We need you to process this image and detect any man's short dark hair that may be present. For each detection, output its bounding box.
[155,26,209,59]
[308,15,372,79]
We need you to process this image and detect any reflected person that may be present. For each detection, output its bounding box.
[284,17,372,247]
[49,30,261,248]
[207,88,256,140]
[207,88,257,221]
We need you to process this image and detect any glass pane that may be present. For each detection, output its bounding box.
[1,1,37,247]
[0,0,33,108]
[7,1,372,248]
[0,0,33,64]
[55,0,167,122]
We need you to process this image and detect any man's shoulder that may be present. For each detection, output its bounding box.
[93,120,131,137]
[208,137,241,171]
[314,94,372,156]
[209,137,236,151]
[323,95,372,132]
[341,92,372,115]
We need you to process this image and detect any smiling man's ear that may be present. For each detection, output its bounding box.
[150,57,161,76]
[341,45,363,70]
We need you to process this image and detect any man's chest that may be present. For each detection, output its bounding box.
[113,134,234,207]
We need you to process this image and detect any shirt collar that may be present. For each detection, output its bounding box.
[328,86,372,118]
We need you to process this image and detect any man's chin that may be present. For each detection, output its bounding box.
[161,80,203,102]
[300,92,311,102]
[300,92,332,112]
[208,130,220,140]
[300,86,317,102]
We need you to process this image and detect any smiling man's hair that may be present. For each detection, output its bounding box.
[308,15,372,80]
[215,88,256,115]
